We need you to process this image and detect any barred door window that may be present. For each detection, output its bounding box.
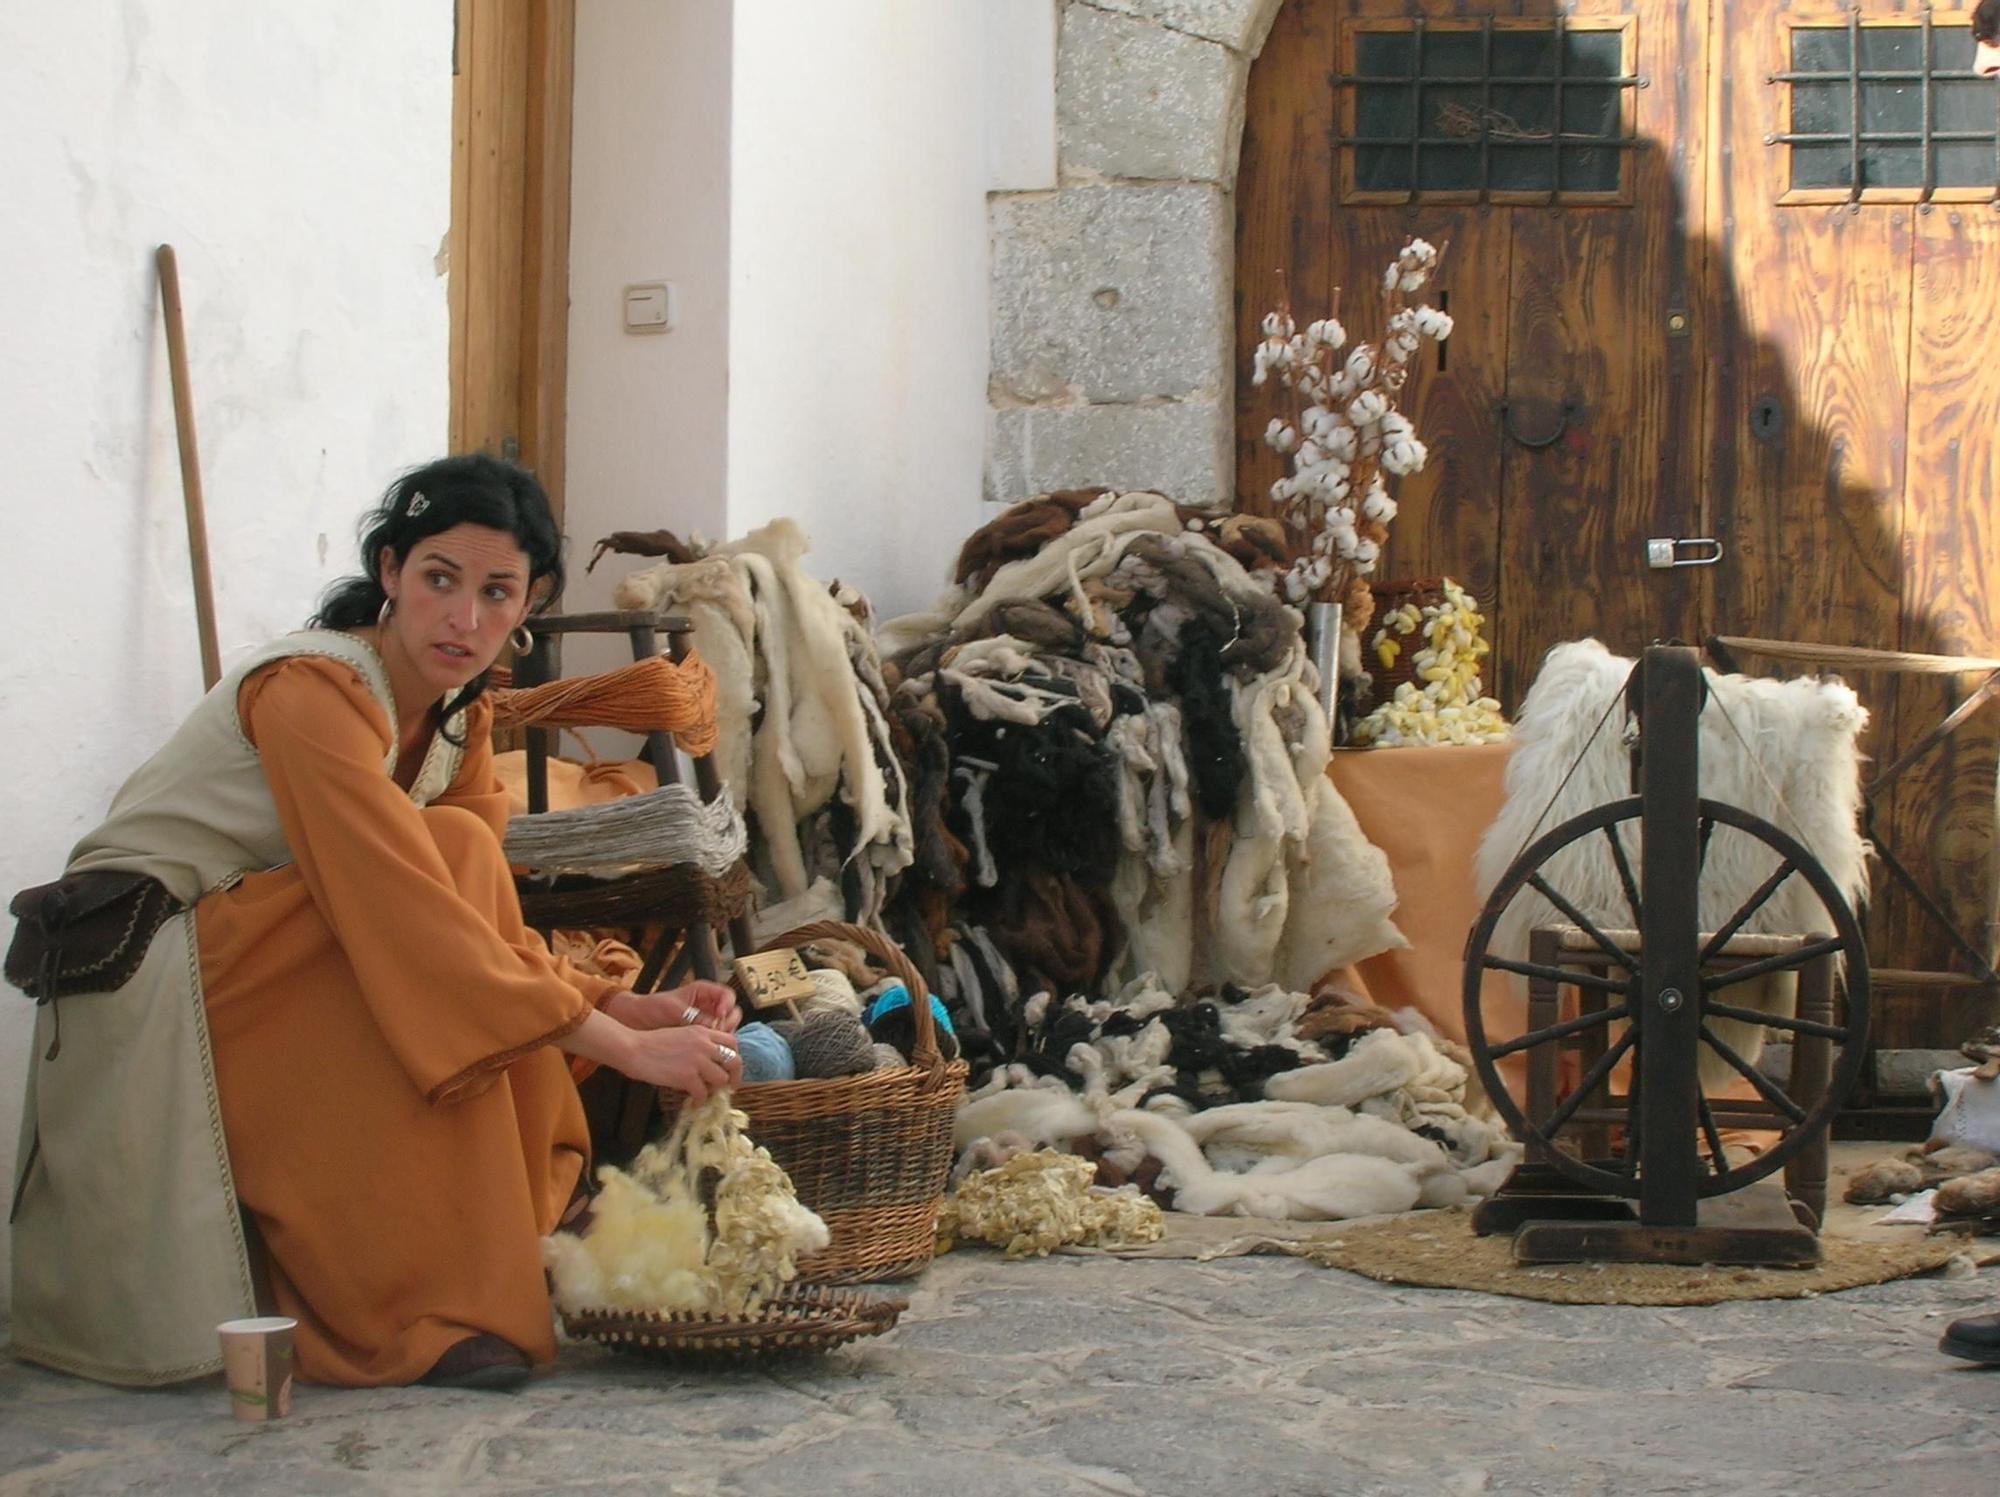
[1339,19,1640,204]
[1779,14,2000,201]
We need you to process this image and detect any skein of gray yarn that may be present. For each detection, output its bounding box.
[769,1010,878,1079]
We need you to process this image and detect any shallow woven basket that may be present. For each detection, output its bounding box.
[1364,575,1452,708]
[563,1284,906,1363]
[670,920,967,1284]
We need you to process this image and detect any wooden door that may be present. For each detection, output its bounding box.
[450,0,575,520]
[1237,0,1711,709]
[1238,0,2000,1051]
[1709,4,2000,1048]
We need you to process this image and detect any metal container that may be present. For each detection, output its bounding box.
[1307,599,1343,719]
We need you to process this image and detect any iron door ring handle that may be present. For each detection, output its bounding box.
[1496,399,1578,450]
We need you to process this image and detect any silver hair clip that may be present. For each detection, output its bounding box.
[406,490,431,518]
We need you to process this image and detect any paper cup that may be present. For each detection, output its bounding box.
[218,1316,297,1421]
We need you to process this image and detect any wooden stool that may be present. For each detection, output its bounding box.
[1522,923,1838,1225]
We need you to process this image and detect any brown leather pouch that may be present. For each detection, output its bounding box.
[5,871,183,1002]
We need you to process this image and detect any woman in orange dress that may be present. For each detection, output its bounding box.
[11,454,738,1390]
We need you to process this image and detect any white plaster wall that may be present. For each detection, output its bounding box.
[724,0,998,619]
[0,3,451,1311]
[563,0,732,670]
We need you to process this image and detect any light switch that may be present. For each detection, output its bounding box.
[623,281,675,333]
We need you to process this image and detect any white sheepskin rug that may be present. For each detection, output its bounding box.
[1474,639,1870,1078]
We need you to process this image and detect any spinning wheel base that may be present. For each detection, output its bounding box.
[1472,1172,1820,1267]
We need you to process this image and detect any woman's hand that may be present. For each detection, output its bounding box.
[556,1009,743,1102]
[602,980,742,1035]
[607,1024,744,1102]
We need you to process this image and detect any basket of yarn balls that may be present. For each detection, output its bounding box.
[681,920,968,1285]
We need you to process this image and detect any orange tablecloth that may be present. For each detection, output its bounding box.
[1328,741,1764,1131]
[1327,742,1528,1095]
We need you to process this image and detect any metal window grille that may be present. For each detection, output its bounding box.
[1773,14,2000,201]
[1336,17,1643,204]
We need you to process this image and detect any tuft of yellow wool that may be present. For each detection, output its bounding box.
[542,1093,829,1317]
[937,1150,1165,1259]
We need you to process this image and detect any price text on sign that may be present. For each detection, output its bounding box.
[731,948,816,1011]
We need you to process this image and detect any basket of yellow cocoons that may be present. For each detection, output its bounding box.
[1354,576,1509,747]
[544,1093,906,1362]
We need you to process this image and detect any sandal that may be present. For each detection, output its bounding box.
[420,1334,532,1391]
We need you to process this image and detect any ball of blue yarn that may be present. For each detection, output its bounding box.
[734,1021,795,1084]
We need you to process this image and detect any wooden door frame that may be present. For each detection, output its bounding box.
[449,0,576,523]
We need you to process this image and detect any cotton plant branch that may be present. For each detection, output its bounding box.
[1249,239,1453,629]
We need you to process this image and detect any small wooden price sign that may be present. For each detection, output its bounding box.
[731,948,816,1018]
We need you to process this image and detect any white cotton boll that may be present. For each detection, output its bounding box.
[1382,264,1400,293]
[1400,271,1428,293]
[1307,317,1347,350]
[1415,305,1454,340]
[1327,372,1359,405]
[1262,311,1287,338]
[1296,440,1323,468]
[1348,391,1389,426]
[1380,411,1413,442]
[1361,489,1399,523]
[1381,438,1427,476]
[1345,347,1376,383]
[1265,418,1298,453]
[1317,472,1352,504]
[1354,538,1380,567]
[1323,425,1359,462]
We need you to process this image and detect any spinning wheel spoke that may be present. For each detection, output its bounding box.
[1482,955,1632,994]
[1543,1026,1637,1137]
[1697,860,1797,965]
[1697,815,1715,876]
[1697,1097,1730,1178]
[1702,999,1847,1043]
[1698,1024,1808,1123]
[1526,874,1642,971]
[1489,1003,1632,1059]
[1605,822,1643,927]
[1704,937,1847,995]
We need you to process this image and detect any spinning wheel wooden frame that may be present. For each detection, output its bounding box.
[1462,645,1871,1262]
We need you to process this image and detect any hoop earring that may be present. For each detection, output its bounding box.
[511,623,534,655]
[377,597,395,628]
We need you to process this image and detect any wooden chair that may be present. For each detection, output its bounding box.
[503,609,755,1157]
[1522,922,1838,1225]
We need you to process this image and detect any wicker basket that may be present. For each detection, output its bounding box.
[1363,576,1452,708]
[677,920,968,1284]
[563,1285,906,1363]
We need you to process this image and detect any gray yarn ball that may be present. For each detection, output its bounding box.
[770,1009,877,1079]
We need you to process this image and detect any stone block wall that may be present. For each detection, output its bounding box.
[985,0,1284,506]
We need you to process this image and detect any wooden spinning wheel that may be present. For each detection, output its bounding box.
[1463,646,1871,1265]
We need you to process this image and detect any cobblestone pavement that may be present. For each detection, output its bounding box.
[3,1245,1996,1497]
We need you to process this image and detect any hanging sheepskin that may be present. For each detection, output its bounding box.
[613,519,914,921]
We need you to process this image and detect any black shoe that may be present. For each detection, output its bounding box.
[421,1333,533,1391]
[1939,1310,2000,1366]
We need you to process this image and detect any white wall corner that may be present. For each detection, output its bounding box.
[984,0,1060,193]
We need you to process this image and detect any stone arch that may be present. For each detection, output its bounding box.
[986,0,1286,506]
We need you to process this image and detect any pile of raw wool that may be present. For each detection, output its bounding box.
[878,488,1404,1017]
[949,978,1517,1222]
[611,518,914,925]
[541,1093,829,1316]
[937,1147,1165,1258]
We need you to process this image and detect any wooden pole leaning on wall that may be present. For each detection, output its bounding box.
[155,244,222,692]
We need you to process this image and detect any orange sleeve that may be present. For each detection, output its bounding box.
[430,694,625,1012]
[239,658,597,1102]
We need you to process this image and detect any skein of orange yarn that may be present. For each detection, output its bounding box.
[490,650,720,756]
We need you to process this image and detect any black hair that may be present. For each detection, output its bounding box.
[1979,0,2000,44]
[311,452,564,736]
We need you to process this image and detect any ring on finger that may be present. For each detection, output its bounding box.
[681,1004,700,1026]
[716,1043,739,1064]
